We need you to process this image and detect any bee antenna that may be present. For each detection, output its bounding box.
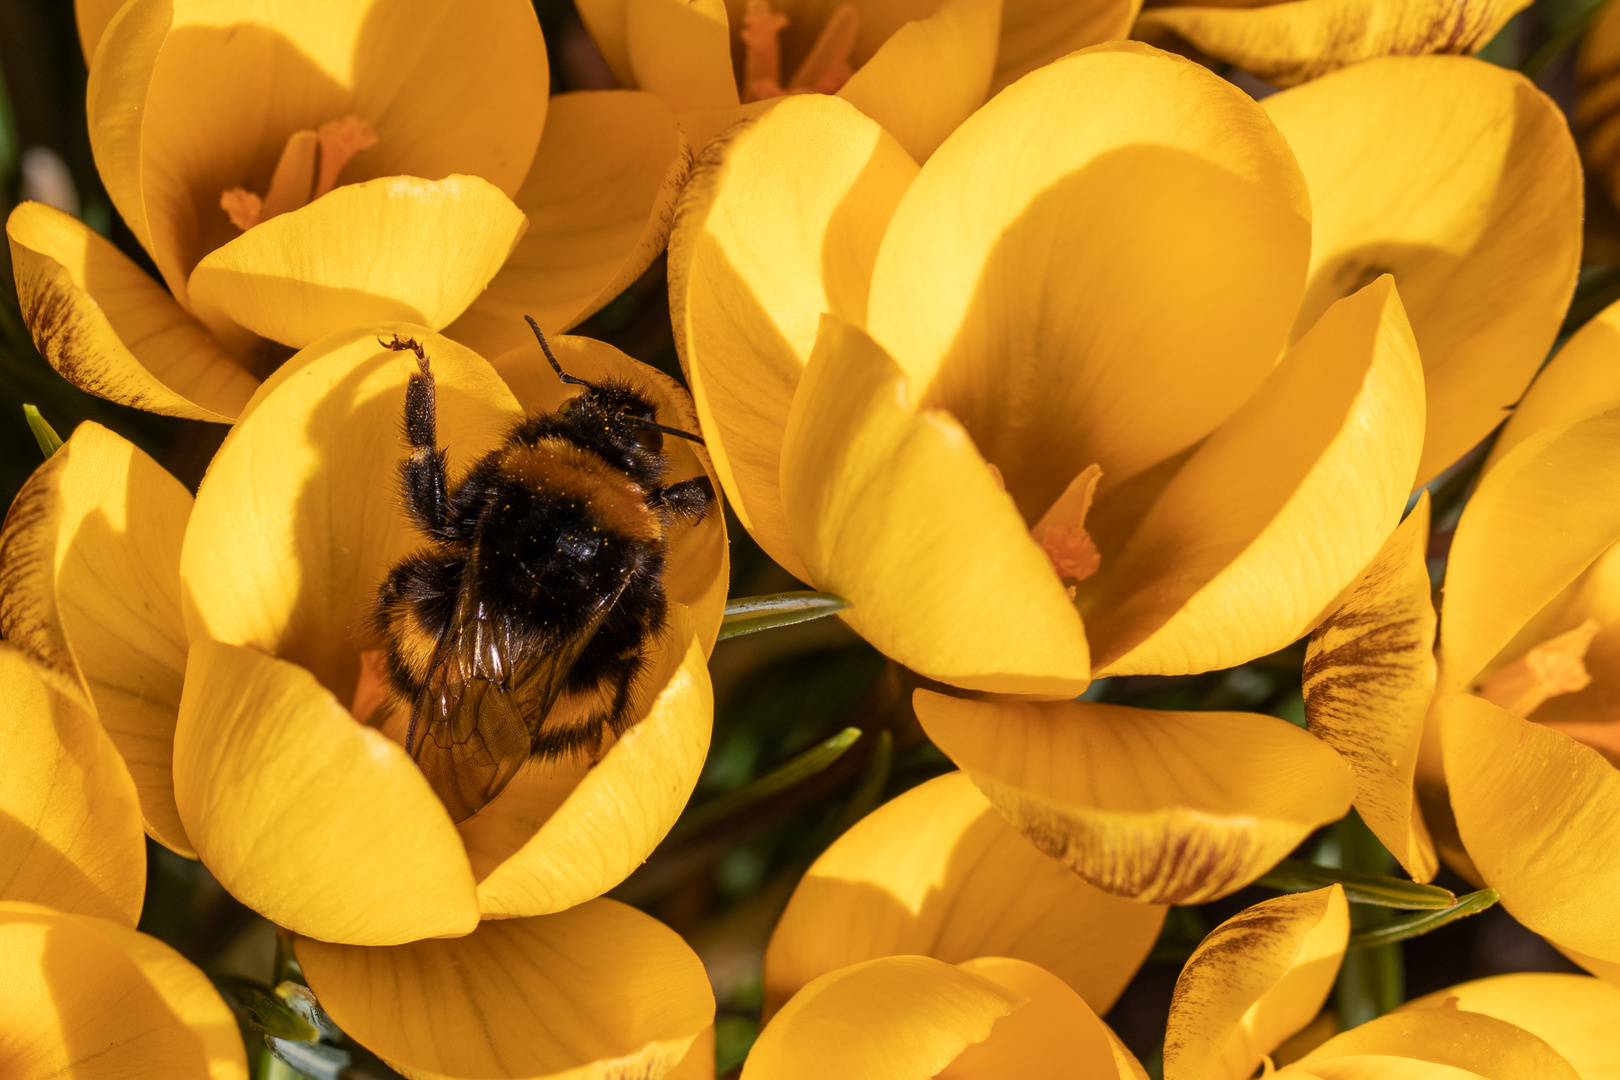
[635,417,706,445]
[525,316,591,387]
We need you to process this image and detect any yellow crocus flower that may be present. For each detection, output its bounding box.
[6,0,691,421]
[1134,0,1532,88]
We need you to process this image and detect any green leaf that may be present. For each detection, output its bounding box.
[668,726,862,843]
[718,591,848,640]
[23,404,62,458]
[1257,858,1457,910]
[1348,888,1500,950]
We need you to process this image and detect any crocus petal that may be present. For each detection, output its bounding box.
[1440,693,1620,964]
[1490,298,1620,469]
[1403,974,1620,1079]
[299,900,713,1080]
[1303,495,1438,881]
[837,0,1001,163]
[916,691,1354,903]
[88,0,547,302]
[763,771,1165,1019]
[627,0,740,113]
[992,0,1140,92]
[670,93,917,581]
[447,92,692,357]
[0,648,145,926]
[174,640,479,945]
[187,176,528,348]
[0,902,246,1080]
[743,955,1021,1080]
[1089,275,1423,676]
[1136,0,1530,88]
[181,326,520,700]
[75,0,124,62]
[1263,56,1580,485]
[576,0,635,86]
[7,202,257,421]
[1164,887,1349,1080]
[866,41,1309,522]
[781,317,1089,695]
[1438,408,1620,693]
[940,957,1138,1079]
[1294,1007,1579,1079]
[0,423,197,856]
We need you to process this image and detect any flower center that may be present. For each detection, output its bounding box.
[990,461,1103,596]
[740,0,861,102]
[220,115,378,231]
[1475,619,1600,718]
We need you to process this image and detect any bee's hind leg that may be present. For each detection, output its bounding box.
[654,476,714,522]
[381,337,451,535]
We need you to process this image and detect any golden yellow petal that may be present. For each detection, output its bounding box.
[0,422,196,855]
[764,771,1165,1019]
[1137,0,1530,87]
[84,0,169,270]
[1264,56,1580,485]
[0,648,145,926]
[837,0,1001,163]
[187,176,528,348]
[576,0,636,86]
[781,316,1090,695]
[447,91,692,357]
[1090,275,1424,676]
[6,202,256,421]
[993,0,1139,93]
[1295,1006,1580,1079]
[75,0,125,62]
[669,93,917,581]
[1403,974,1620,1080]
[1164,887,1349,1080]
[1490,298,1620,470]
[742,955,1020,1080]
[866,41,1309,523]
[940,957,1132,1079]
[1438,408,1620,693]
[0,902,247,1080]
[1303,495,1438,881]
[173,641,480,945]
[298,900,713,1080]
[916,691,1354,904]
[627,0,740,113]
[1440,693,1620,964]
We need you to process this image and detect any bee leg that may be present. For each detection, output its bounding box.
[393,345,451,535]
[653,476,714,521]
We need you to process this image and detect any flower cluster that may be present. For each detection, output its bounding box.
[4,0,1620,1075]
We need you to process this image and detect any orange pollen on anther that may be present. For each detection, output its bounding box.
[1031,463,1103,585]
[739,0,861,102]
[1475,618,1600,718]
[219,115,378,231]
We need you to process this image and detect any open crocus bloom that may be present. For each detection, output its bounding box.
[5,0,690,422]
[1134,0,1532,88]
[574,0,1138,159]
[0,326,727,953]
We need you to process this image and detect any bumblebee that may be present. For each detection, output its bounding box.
[371,322,713,822]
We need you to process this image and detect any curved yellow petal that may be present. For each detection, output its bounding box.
[576,0,635,86]
[1164,887,1349,1080]
[1440,693,1620,964]
[7,202,257,421]
[75,0,125,63]
[867,41,1309,520]
[299,900,713,1080]
[941,957,1135,1079]
[181,326,520,700]
[764,771,1165,1019]
[1438,408,1620,694]
[837,0,1001,163]
[0,422,196,856]
[447,91,693,357]
[916,691,1354,903]
[187,176,527,348]
[1280,1060,1486,1079]
[0,648,145,926]
[1296,1006,1580,1079]
[1490,298,1620,470]
[90,0,547,301]
[743,955,1020,1080]
[1264,56,1580,485]
[1303,495,1438,881]
[1090,275,1424,676]
[1579,0,1620,214]
[781,316,1089,695]
[627,0,740,113]
[1403,974,1620,1080]
[173,640,479,945]
[0,902,247,1080]
[670,93,917,580]
[1136,0,1530,87]
[993,0,1139,93]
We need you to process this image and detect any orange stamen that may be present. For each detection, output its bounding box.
[315,116,379,199]
[739,0,860,101]
[220,188,263,231]
[1031,463,1103,583]
[222,115,377,231]
[742,0,790,102]
[1476,619,1600,717]
[788,4,860,94]
[351,647,394,725]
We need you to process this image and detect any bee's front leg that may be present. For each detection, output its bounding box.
[383,336,451,536]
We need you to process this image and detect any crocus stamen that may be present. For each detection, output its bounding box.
[742,0,790,102]
[787,4,860,94]
[220,115,378,231]
[1475,618,1600,717]
[351,647,393,726]
[1031,463,1103,583]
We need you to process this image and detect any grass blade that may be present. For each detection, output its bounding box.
[1258,857,1457,909]
[667,726,862,843]
[719,591,848,640]
[1349,889,1500,949]
[23,404,62,458]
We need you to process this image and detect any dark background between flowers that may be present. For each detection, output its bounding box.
[0,0,1611,1074]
